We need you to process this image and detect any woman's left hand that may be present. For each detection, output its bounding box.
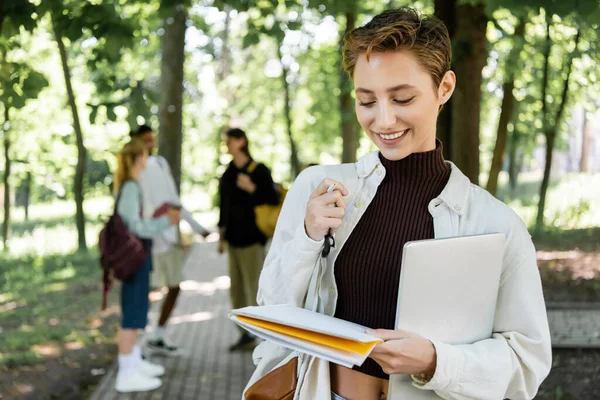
[367,329,437,376]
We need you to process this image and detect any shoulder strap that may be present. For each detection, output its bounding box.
[247,161,259,174]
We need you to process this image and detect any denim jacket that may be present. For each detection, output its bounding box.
[247,151,552,400]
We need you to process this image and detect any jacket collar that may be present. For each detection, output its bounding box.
[356,151,471,215]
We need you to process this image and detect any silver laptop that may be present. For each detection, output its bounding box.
[389,233,505,399]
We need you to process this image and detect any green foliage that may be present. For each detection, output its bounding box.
[0,1,37,38]
[0,61,49,111]
[0,0,597,231]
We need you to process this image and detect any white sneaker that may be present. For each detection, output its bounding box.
[139,359,165,377]
[115,370,162,393]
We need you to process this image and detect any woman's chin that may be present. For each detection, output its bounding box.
[375,142,412,161]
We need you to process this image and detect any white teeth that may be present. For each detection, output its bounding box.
[379,129,408,140]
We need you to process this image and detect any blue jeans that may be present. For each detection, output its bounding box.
[331,392,347,400]
[120,257,151,329]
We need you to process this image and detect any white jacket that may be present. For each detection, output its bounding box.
[247,151,552,400]
[139,156,206,254]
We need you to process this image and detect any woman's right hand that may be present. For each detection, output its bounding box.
[167,208,181,226]
[304,178,348,242]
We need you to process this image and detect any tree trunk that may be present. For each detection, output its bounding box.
[54,22,87,251]
[536,131,554,231]
[2,107,10,251]
[340,8,359,163]
[507,130,521,192]
[535,26,580,233]
[580,110,591,173]
[277,43,301,179]
[23,171,31,221]
[486,19,526,196]
[434,0,456,159]
[158,5,187,193]
[486,80,515,196]
[450,2,487,185]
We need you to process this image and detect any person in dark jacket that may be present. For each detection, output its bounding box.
[218,128,279,351]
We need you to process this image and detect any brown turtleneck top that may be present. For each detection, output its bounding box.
[333,144,451,380]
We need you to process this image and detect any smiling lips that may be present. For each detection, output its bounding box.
[377,128,409,141]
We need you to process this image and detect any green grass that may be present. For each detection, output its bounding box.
[0,249,119,368]
[0,193,217,369]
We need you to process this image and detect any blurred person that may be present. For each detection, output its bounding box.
[113,139,180,392]
[131,125,210,357]
[218,128,279,351]
[247,7,551,400]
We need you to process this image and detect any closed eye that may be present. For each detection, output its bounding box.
[394,97,416,105]
[359,101,376,107]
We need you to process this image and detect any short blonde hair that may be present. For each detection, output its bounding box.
[343,7,452,90]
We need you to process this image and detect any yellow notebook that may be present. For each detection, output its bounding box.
[230,305,382,368]
[236,315,380,355]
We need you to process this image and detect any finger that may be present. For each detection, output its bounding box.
[316,191,347,209]
[309,217,343,234]
[310,179,348,199]
[320,217,343,230]
[321,207,345,219]
[366,329,411,341]
[369,343,387,356]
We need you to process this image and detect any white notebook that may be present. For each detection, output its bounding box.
[229,305,382,368]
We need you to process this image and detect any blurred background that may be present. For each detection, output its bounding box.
[0,0,599,399]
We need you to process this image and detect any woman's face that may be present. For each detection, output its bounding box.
[353,50,455,161]
[134,151,148,172]
[225,135,246,156]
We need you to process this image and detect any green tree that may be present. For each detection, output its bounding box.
[0,60,48,250]
[40,0,135,250]
[158,0,190,192]
[535,16,581,233]
[486,16,526,196]
[241,0,307,178]
[0,1,47,250]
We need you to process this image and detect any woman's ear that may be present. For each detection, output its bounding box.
[438,70,456,105]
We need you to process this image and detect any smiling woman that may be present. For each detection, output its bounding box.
[343,8,456,162]
[247,6,551,400]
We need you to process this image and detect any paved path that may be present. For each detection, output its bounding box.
[90,242,254,400]
[90,242,600,400]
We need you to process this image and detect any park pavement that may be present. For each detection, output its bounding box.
[89,242,600,400]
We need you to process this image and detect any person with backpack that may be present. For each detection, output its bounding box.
[131,125,211,356]
[112,139,180,392]
[218,128,279,351]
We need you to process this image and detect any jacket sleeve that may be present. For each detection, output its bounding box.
[415,220,552,400]
[181,207,207,234]
[257,168,324,306]
[117,181,170,239]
